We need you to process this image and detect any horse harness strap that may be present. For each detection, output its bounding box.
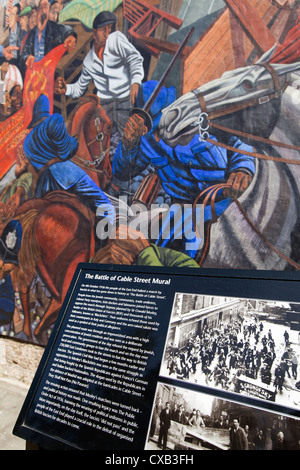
[259,62,281,93]
[206,136,300,165]
[193,62,300,163]
[71,152,110,174]
[196,90,281,122]
[194,62,282,121]
[76,95,111,169]
[207,121,300,152]
[192,183,231,266]
[37,154,107,178]
[86,101,108,162]
[87,107,105,149]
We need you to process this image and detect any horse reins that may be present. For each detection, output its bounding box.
[71,96,111,176]
[192,183,231,266]
[192,182,300,270]
[72,150,110,174]
[193,62,300,163]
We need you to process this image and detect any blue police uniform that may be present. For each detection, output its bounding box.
[112,81,256,258]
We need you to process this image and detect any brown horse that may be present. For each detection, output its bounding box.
[15,191,95,345]
[0,94,113,344]
[67,94,112,190]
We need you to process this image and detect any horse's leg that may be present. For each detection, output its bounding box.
[33,252,90,345]
[11,270,34,341]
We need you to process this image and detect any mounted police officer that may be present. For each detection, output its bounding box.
[110,80,255,259]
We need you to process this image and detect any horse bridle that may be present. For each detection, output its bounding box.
[72,96,111,174]
[194,63,281,122]
[192,62,300,161]
[191,62,300,270]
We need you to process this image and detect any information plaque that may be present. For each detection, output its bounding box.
[13,264,300,451]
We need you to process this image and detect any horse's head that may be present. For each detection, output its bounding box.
[158,47,300,147]
[67,94,113,188]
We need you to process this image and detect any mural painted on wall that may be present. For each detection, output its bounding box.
[0,0,300,345]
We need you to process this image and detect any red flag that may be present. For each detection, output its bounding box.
[0,44,66,179]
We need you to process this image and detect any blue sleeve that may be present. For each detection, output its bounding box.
[227,136,256,176]
[0,45,4,57]
[112,139,150,181]
[48,114,78,160]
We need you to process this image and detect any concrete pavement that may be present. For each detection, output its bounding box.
[0,378,29,450]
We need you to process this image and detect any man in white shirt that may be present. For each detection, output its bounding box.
[55,11,144,141]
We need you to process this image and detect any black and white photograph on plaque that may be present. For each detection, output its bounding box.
[146,383,300,451]
[160,294,300,410]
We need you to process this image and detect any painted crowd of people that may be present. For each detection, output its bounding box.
[0,0,260,338]
[0,0,74,121]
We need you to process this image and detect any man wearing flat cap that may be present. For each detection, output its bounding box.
[55,11,144,148]
[19,5,31,48]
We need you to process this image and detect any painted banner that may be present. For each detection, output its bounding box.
[0,44,66,178]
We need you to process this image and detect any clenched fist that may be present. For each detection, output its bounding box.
[2,46,19,61]
[54,76,67,95]
[64,35,76,54]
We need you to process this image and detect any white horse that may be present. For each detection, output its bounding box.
[156,47,300,270]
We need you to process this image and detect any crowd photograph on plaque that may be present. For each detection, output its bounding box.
[160,293,300,411]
